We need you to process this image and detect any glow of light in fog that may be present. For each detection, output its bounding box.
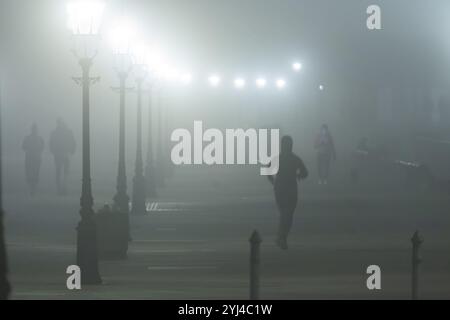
[180,73,193,85]
[292,62,302,72]
[234,78,246,89]
[159,65,180,82]
[67,1,105,35]
[146,46,165,72]
[208,75,221,87]
[256,77,267,88]
[131,43,149,66]
[319,84,324,91]
[275,78,286,89]
[109,19,136,55]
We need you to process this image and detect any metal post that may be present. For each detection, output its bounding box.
[0,77,11,299]
[164,96,173,178]
[113,72,130,213]
[411,230,423,300]
[156,88,165,187]
[145,85,157,198]
[131,78,146,215]
[249,230,262,300]
[76,57,101,284]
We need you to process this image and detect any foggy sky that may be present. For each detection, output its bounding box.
[1,0,450,197]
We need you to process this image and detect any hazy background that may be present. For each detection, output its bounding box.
[3,0,450,300]
[2,0,450,200]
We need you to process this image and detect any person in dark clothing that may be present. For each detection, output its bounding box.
[314,124,336,185]
[268,135,308,250]
[49,119,76,195]
[22,123,45,195]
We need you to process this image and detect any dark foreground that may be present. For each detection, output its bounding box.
[3,167,450,299]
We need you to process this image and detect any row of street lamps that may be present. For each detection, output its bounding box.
[66,0,185,284]
[65,0,321,285]
[0,0,325,293]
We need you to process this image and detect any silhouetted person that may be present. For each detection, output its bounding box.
[314,124,336,185]
[49,119,76,195]
[22,123,44,195]
[268,135,308,250]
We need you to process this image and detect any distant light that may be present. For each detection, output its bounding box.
[180,73,193,85]
[319,85,324,91]
[109,19,137,55]
[256,78,267,88]
[162,66,180,82]
[208,75,221,87]
[146,46,165,71]
[276,78,286,89]
[131,43,149,66]
[292,62,302,72]
[67,1,105,36]
[234,78,246,89]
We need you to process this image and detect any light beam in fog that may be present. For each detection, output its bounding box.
[256,77,267,88]
[67,1,105,35]
[234,77,246,89]
[292,62,302,72]
[275,78,286,89]
[208,75,221,87]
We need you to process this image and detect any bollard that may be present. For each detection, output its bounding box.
[249,230,262,300]
[411,230,423,300]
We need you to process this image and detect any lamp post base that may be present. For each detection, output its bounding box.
[145,163,158,199]
[96,204,129,260]
[113,192,130,215]
[113,193,131,241]
[131,174,147,215]
[156,160,166,187]
[76,218,102,285]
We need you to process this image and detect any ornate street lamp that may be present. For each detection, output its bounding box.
[144,50,165,198]
[130,44,148,215]
[110,21,134,216]
[155,86,166,187]
[145,78,158,199]
[67,0,105,284]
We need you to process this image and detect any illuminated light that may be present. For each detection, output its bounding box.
[256,77,267,88]
[109,19,137,55]
[67,1,105,35]
[180,73,193,85]
[158,65,180,82]
[146,46,165,71]
[234,78,246,89]
[292,62,302,72]
[208,75,221,87]
[131,43,149,66]
[275,78,286,89]
[167,68,180,81]
[319,85,324,91]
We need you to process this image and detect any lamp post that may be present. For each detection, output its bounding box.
[144,48,164,193]
[112,71,130,213]
[156,86,166,187]
[67,0,104,284]
[0,76,11,299]
[111,23,134,215]
[145,80,157,199]
[109,22,135,247]
[163,89,174,179]
[131,45,148,215]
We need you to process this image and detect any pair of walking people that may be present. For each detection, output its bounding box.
[22,119,76,196]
